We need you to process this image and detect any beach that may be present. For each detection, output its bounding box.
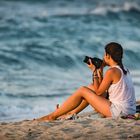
[0,100,140,140]
[0,1,140,139]
[0,0,140,122]
[0,110,140,140]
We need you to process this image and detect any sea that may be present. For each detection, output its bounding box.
[0,0,140,122]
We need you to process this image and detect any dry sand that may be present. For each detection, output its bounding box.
[0,100,140,140]
[0,110,140,140]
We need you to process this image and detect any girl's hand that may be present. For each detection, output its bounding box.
[97,68,103,78]
[87,59,96,72]
[97,66,103,74]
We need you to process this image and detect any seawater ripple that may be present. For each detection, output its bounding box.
[0,0,140,121]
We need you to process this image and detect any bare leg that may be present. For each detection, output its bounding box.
[38,86,111,121]
[49,84,94,120]
[57,99,89,120]
[60,83,108,116]
[64,84,95,115]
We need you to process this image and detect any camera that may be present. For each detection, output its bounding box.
[83,56,103,69]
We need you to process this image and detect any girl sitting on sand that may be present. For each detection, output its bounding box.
[37,42,136,121]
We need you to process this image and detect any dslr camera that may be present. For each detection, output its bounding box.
[83,56,103,69]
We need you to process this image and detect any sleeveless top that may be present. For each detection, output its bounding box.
[108,65,136,118]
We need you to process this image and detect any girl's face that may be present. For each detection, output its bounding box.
[103,52,110,66]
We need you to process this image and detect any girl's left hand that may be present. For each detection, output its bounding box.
[87,59,96,72]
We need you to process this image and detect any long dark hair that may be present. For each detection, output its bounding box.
[105,42,127,75]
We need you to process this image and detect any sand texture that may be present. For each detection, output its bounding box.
[0,110,140,140]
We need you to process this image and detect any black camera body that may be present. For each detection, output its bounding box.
[83,56,103,69]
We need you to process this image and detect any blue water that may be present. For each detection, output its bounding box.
[0,0,140,122]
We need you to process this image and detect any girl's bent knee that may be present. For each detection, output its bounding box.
[76,86,87,94]
[76,86,95,97]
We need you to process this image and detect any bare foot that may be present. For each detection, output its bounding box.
[36,114,56,122]
[58,112,76,120]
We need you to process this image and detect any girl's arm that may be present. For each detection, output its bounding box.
[94,69,113,95]
[88,59,113,96]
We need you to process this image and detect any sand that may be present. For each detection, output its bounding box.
[0,102,140,140]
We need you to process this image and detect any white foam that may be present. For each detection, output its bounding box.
[123,2,140,11]
[90,2,140,15]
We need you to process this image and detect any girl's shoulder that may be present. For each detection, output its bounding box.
[106,66,122,78]
[107,66,121,73]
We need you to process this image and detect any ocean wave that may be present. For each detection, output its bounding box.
[0,92,69,98]
[0,0,140,122]
[1,1,140,19]
[1,43,140,70]
[0,41,78,70]
[124,49,140,69]
[90,2,140,15]
[39,2,140,17]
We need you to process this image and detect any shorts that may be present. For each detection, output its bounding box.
[110,102,136,119]
[110,103,123,119]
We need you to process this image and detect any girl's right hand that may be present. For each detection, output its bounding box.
[87,59,96,72]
